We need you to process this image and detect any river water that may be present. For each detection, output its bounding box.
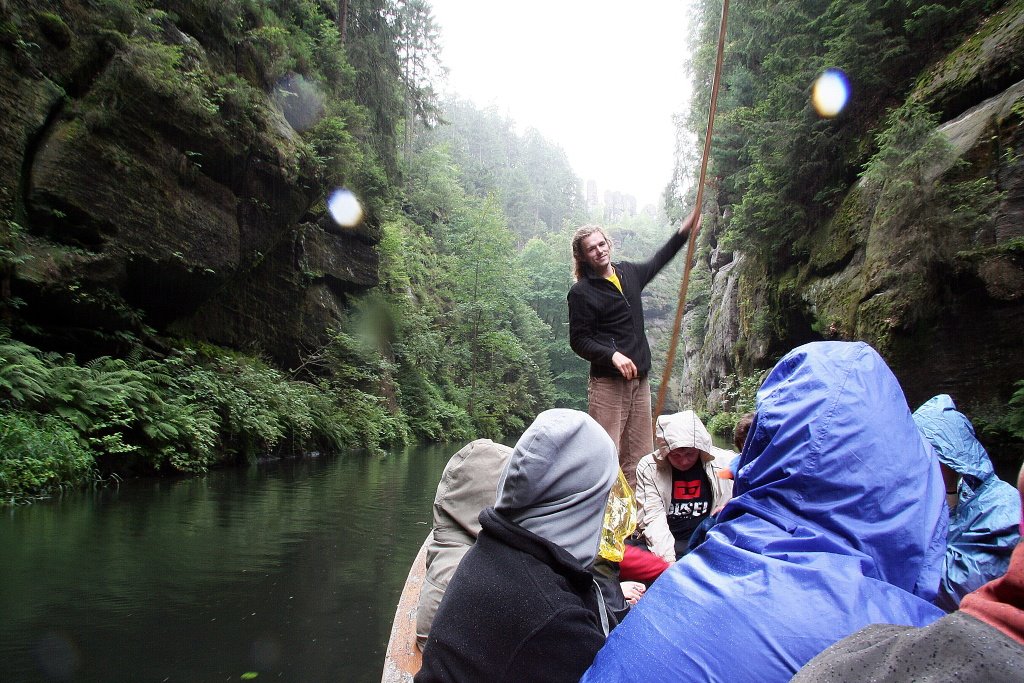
[0,443,454,683]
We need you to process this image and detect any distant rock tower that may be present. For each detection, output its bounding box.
[603,190,637,222]
[586,180,599,210]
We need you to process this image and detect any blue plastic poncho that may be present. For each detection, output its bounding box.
[583,342,948,683]
[913,394,1022,612]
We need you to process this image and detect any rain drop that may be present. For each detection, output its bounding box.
[812,69,850,118]
[327,188,364,228]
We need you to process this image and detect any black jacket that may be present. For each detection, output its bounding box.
[567,230,689,378]
[416,508,608,683]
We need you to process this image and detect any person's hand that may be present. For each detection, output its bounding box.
[611,352,637,380]
[678,207,702,238]
[620,581,646,606]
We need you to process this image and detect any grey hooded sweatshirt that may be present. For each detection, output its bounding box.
[495,408,619,566]
[416,409,620,683]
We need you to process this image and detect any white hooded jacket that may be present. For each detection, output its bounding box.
[635,411,734,563]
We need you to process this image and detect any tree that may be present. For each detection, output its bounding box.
[395,0,446,157]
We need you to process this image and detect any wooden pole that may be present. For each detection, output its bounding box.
[653,0,730,426]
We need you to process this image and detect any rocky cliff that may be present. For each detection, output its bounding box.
[686,3,1024,454]
[0,1,379,368]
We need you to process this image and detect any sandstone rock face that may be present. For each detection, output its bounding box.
[804,82,1024,414]
[0,2,378,364]
[690,4,1024,430]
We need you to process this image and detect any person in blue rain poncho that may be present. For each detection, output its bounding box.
[912,394,1021,612]
[582,341,949,683]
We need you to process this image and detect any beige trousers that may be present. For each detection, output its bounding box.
[587,375,654,488]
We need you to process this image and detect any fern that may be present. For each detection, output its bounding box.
[0,338,49,406]
[1006,380,1024,440]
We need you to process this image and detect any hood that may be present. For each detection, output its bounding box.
[433,439,513,545]
[495,409,618,566]
[912,394,995,489]
[653,410,713,462]
[730,341,948,598]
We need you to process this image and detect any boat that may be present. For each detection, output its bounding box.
[381,537,428,682]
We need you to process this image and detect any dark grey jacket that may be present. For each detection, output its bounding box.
[567,230,688,378]
[791,613,1024,682]
[416,508,608,683]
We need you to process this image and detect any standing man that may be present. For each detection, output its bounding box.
[567,209,699,487]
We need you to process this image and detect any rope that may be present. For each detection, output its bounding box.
[653,0,731,426]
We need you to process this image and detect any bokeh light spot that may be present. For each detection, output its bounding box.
[274,73,325,132]
[327,189,364,228]
[33,632,80,680]
[812,69,850,118]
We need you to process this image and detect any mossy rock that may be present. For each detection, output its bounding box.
[912,0,1024,118]
[804,185,870,276]
[35,11,71,48]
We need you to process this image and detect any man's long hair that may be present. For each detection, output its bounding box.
[571,224,612,282]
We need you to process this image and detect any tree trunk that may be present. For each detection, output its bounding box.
[337,0,348,42]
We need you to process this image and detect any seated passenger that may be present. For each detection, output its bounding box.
[912,394,1021,612]
[415,438,512,649]
[734,411,755,452]
[633,410,733,563]
[792,459,1024,682]
[583,341,949,682]
[416,409,619,683]
[618,543,670,583]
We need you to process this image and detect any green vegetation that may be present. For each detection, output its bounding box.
[973,379,1024,443]
[705,373,762,438]
[677,0,1018,430]
[0,411,94,502]
[680,0,1005,281]
[1007,381,1024,440]
[0,330,405,499]
[0,0,624,502]
[7,0,1017,502]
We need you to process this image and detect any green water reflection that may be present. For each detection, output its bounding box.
[1,443,454,683]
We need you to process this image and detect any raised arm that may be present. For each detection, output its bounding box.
[633,208,701,287]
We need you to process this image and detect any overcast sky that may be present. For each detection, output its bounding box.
[426,0,694,209]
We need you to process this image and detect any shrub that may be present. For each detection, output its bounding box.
[707,411,740,439]
[0,411,95,501]
[974,379,1024,444]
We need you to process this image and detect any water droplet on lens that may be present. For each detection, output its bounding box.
[812,69,850,118]
[327,188,364,228]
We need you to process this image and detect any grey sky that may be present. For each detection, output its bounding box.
[427,0,694,210]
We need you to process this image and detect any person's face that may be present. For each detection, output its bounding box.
[666,447,701,471]
[581,231,611,272]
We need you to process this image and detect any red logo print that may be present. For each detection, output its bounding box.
[674,479,701,500]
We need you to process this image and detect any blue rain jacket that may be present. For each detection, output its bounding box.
[913,394,1021,612]
[583,342,948,683]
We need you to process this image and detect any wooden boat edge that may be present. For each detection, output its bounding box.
[381,536,428,683]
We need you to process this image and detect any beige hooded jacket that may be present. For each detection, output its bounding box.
[635,411,735,563]
[415,439,512,648]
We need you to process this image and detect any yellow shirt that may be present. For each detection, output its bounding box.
[606,271,623,294]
